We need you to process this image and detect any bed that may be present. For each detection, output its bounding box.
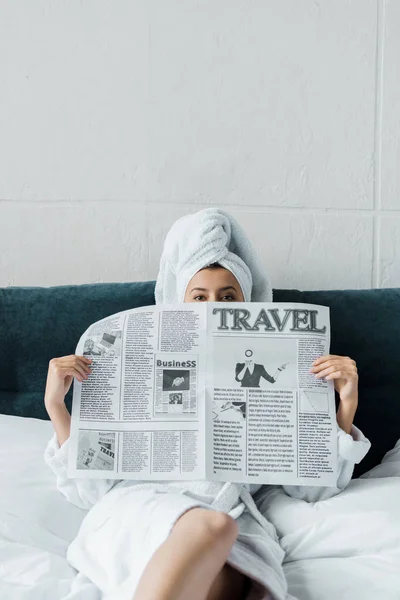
[0,414,91,599]
[2,413,400,599]
[1,282,400,599]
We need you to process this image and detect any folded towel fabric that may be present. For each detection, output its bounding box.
[155,208,272,304]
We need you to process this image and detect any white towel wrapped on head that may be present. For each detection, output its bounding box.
[155,208,272,304]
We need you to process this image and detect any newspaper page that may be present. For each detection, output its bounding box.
[206,302,338,486]
[68,302,337,486]
[68,305,207,480]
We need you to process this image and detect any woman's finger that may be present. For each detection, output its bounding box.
[59,357,92,375]
[72,367,91,382]
[60,364,88,381]
[312,355,335,365]
[314,366,340,379]
[325,371,357,382]
[53,355,92,366]
[75,359,93,374]
[317,369,357,380]
[76,358,93,371]
[311,359,356,373]
[312,355,354,366]
[77,356,93,364]
[54,355,79,363]
[73,363,91,379]
[54,367,84,382]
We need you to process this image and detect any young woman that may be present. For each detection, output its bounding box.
[44,208,371,600]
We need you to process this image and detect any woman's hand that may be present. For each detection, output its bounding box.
[44,355,92,408]
[310,354,358,434]
[310,355,358,403]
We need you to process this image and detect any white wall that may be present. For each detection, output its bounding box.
[1,0,399,290]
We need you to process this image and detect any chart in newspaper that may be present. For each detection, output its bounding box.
[206,302,338,486]
[68,302,338,486]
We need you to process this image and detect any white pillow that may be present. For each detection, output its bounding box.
[257,477,400,599]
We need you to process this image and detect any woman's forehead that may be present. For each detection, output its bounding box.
[189,267,240,289]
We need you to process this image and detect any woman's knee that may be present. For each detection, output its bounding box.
[203,510,239,541]
[175,508,239,546]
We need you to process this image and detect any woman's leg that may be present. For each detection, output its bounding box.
[207,563,252,600]
[132,507,250,600]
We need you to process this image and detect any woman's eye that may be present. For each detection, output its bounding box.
[221,295,235,301]
[194,295,206,301]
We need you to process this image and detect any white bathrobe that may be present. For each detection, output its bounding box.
[44,422,370,600]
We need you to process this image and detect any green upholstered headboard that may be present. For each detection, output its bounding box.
[1,281,399,478]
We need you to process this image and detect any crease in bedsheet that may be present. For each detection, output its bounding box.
[0,511,69,556]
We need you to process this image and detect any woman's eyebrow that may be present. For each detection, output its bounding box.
[189,285,237,293]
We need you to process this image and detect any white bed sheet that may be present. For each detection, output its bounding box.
[0,414,100,600]
[257,452,400,599]
[1,414,399,600]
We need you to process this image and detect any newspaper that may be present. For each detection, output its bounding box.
[68,302,338,486]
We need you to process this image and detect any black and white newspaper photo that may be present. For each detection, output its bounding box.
[68,302,337,486]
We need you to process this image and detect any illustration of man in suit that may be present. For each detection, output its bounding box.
[235,349,287,388]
